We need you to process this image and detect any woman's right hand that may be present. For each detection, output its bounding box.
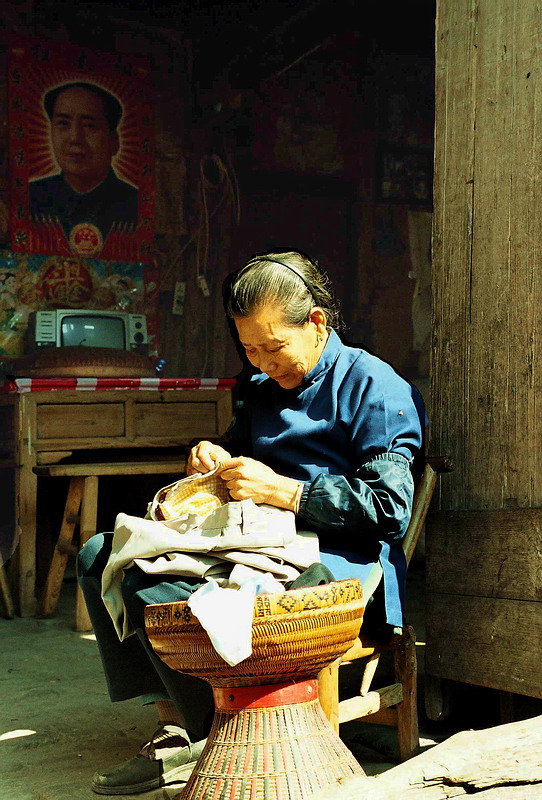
[186,440,232,475]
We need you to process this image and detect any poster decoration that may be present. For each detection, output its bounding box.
[0,251,159,361]
[8,35,155,260]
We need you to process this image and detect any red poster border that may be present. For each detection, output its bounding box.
[8,35,155,261]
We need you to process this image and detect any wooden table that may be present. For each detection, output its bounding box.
[0,380,233,616]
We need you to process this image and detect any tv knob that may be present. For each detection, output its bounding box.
[134,332,144,343]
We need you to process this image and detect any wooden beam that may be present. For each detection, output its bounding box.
[33,460,185,477]
[338,683,403,725]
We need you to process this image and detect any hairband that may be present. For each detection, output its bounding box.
[243,255,320,306]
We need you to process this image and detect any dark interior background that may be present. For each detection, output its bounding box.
[1,0,436,395]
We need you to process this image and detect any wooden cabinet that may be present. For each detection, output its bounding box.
[0,387,233,616]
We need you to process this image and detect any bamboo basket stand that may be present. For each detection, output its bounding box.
[145,578,366,800]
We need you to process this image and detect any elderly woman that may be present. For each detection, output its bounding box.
[78,249,423,796]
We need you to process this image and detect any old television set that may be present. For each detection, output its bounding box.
[26,309,149,353]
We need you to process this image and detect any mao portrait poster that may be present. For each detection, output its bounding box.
[8,35,155,261]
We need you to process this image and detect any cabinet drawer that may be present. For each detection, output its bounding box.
[37,403,125,439]
[134,402,219,440]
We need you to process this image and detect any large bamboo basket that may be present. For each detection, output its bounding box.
[145,578,364,687]
[145,579,366,799]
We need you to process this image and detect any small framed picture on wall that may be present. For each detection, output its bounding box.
[376,145,433,206]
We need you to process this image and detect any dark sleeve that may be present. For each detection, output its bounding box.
[297,452,414,543]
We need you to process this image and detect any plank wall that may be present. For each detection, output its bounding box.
[428,0,542,697]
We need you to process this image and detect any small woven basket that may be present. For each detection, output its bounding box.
[145,578,364,686]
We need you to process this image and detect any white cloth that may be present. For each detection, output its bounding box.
[101,501,320,641]
[187,567,285,666]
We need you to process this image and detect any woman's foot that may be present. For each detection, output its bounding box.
[91,724,206,795]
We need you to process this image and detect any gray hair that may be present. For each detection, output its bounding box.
[226,250,342,330]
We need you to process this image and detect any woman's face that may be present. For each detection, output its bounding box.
[234,302,328,389]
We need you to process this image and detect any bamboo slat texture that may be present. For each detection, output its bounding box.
[145,579,365,799]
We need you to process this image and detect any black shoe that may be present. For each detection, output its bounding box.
[91,724,206,795]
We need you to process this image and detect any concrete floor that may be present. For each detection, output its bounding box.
[0,561,523,800]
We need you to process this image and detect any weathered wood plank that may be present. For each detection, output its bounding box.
[425,593,542,697]
[467,1,541,510]
[504,4,542,508]
[431,0,476,511]
[310,716,542,799]
[426,509,542,600]
[468,1,515,510]
[431,0,542,511]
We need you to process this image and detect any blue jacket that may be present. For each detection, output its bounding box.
[226,329,424,627]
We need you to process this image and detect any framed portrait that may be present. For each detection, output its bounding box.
[376,145,433,206]
[8,35,155,260]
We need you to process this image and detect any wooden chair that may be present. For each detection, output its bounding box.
[318,455,454,762]
[33,458,184,631]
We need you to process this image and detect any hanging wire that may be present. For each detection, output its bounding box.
[159,152,240,377]
[161,153,240,288]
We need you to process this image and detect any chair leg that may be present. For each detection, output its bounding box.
[40,477,84,617]
[424,674,452,721]
[74,475,98,632]
[394,624,419,761]
[318,658,340,732]
[360,652,381,696]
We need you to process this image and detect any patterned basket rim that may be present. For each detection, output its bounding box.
[145,577,362,622]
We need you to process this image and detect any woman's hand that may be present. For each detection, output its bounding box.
[186,441,232,475]
[218,457,302,511]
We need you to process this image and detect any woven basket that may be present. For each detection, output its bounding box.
[145,578,364,687]
[12,346,156,377]
[181,693,364,800]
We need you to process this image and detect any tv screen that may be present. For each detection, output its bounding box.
[61,314,126,349]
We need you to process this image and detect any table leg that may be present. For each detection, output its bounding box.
[17,459,38,616]
[75,475,98,632]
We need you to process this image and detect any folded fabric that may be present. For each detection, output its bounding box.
[187,569,285,666]
[114,500,298,556]
[102,506,320,640]
[200,501,298,546]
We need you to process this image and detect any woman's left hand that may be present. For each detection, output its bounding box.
[218,457,302,510]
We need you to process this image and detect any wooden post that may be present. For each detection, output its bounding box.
[0,561,14,619]
[394,625,419,762]
[318,660,340,733]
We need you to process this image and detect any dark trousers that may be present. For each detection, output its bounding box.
[77,533,214,740]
